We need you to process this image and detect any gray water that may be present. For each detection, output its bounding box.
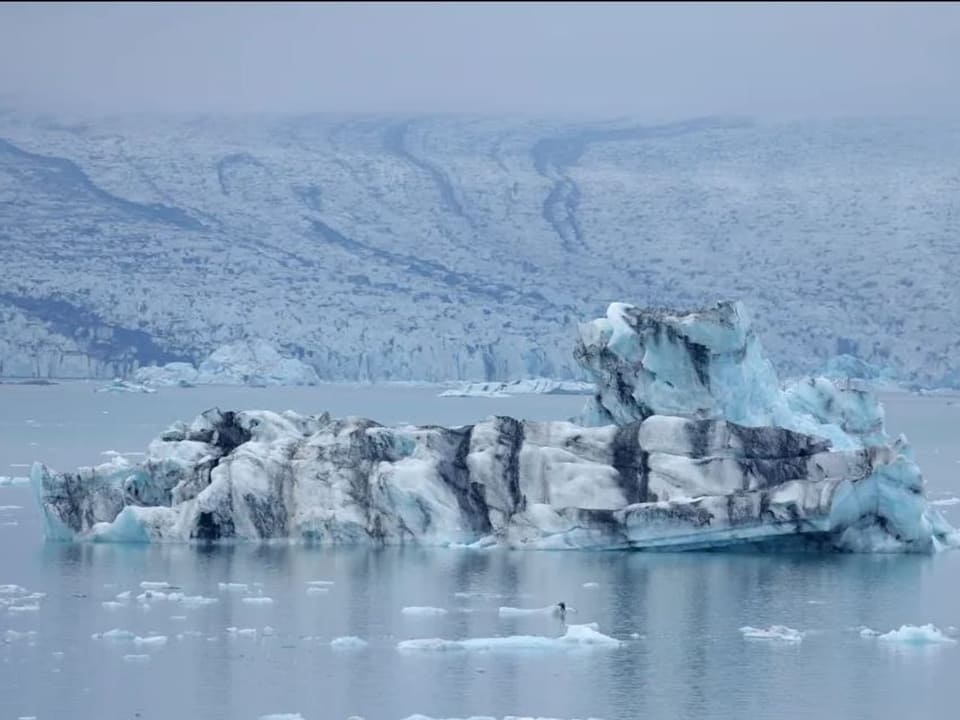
[1,382,959,720]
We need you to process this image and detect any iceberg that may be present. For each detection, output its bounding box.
[32,301,957,553]
[397,623,623,652]
[95,379,156,394]
[439,379,593,398]
[134,339,319,388]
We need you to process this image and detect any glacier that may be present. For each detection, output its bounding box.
[31,301,957,552]
[1,113,959,389]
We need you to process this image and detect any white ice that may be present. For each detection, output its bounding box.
[931,497,960,507]
[875,624,957,645]
[218,582,249,593]
[133,634,167,647]
[241,596,274,606]
[498,605,567,618]
[123,654,151,663]
[397,623,622,652]
[258,714,305,720]
[306,587,329,596]
[402,606,449,616]
[739,625,804,642]
[227,627,257,638]
[330,636,369,650]
[139,581,171,590]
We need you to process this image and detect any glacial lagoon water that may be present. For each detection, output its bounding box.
[1,382,959,720]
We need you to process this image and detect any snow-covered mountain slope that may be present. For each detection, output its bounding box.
[32,301,956,551]
[1,111,958,385]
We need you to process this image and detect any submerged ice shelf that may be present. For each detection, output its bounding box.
[31,301,958,552]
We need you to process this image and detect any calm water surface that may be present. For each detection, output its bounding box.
[1,382,959,720]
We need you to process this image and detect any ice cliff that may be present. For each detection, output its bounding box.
[32,302,957,552]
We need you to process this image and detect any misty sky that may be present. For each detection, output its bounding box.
[1,2,959,119]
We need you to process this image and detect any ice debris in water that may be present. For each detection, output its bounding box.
[397,623,623,652]
[872,624,957,645]
[931,497,960,507]
[123,654,151,663]
[402,606,448,616]
[498,605,570,618]
[739,625,805,642]
[101,601,126,610]
[92,629,135,641]
[133,634,167,647]
[258,714,306,720]
[115,591,131,601]
[330,636,369,650]
[227,627,257,638]
[218,582,249,592]
[0,476,29,486]
[306,587,329,596]
[582,582,600,589]
[4,630,38,642]
[403,717,606,720]
[140,581,172,590]
[306,580,334,587]
[241,596,274,606]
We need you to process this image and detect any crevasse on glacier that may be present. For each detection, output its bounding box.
[32,301,957,552]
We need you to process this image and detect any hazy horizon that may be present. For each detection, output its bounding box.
[2,2,959,119]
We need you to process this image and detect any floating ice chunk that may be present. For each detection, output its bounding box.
[218,582,249,593]
[4,630,37,642]
[498,605,569,618]
[137,591,167,603]
[92,629,135,641]
[115,591,131,601]
[123,654,151,663]
[0,476,29,486]
[397,623,623,652]
[262,626,276,636]
[133,634,167,647]
[242,596,274,606]
[227,627,257,638]
[170,615,187,621]
[402,606,448,616]
[8,604,40,614]
[739,625,804,642]
[306,587,329,596]
[139,581,171,590]
[258,714,305,720]
[0,505,23,511]
[306,580,335,587]
[859,627,881,638]
[172,594,218,608]
[101,601,126,610]
[629,633,642,639]
[582,582,600,589]
[18,716,38,719]
[331,636,368,650]
[97,379,156,394]
[0,585,27,595]
[877,624,957,645]
[931,497,960,507]
[454,592,508,600]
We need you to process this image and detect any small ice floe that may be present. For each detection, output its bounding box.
[931,497,960,507]
[226,627,258,638]
[137,591,167,603]
[4,630,38,642]
[402,606,448,617]
[629,633,642,639]
[170,615,188,621]
[133,634,167,648]
[454,591,508,600]
[0,476,29,486]
[123,654,151,663]
[306,586,329,596]
[92,629,135,641]
[1,521,18,527]
[0,584,27,595]
[261,626,277,637]
[739,625,805,643]
[873,624,957,645]
[241,596,274,606]
[8,604,40,614]
[169,593,219,608]
[218,582,249,593]
[582,582,600,589]
[258,714,305,720]
[115,591,132,602]
[397,623,623,652]
[306,580,335,587]
[0,505,23,511]
[139,581,171,591]
[498,604,571,618]
[101,601,126,611]
[858,626,882,638]
[330,636,368,650]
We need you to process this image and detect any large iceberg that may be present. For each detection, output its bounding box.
[134,339,319,387]
[32,301,957,552]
